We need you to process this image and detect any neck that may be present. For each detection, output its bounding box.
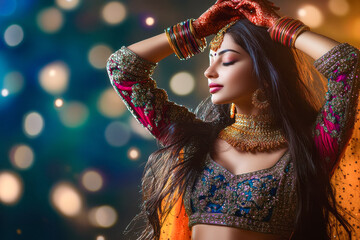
[233,97,261,116]
[234,105,270,117]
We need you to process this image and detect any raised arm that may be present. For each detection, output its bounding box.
[106,40,197,141]
[126,33,173,64]
[311,43,359,170]
[106,1,245,142]
[294,31,340,60]
[232,0,360,169]
[286,25,360,169]
[288,16,360,170]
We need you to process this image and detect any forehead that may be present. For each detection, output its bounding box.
[209,34,243,57]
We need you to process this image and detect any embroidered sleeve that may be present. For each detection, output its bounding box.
[313,43,360,170]
[106,46,198,141]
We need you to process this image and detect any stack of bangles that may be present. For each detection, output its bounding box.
[165,18,207,60]
[268,16,310,48]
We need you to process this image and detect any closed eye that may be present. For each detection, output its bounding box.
[222,61,236,66]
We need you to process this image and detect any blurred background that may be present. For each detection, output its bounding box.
[0,0,359,239]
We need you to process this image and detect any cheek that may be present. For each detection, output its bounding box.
[227,66,257,94]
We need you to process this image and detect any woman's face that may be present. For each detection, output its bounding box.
[205,33,259,106]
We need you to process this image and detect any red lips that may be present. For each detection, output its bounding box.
[208,83,223,94]
[208,83,223,88]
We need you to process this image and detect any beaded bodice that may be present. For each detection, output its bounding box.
[183,151,296,237]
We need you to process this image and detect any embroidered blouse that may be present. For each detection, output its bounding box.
[183,150,295,237]
[106,43,360,237]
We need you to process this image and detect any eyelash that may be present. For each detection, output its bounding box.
[222,61,236,66]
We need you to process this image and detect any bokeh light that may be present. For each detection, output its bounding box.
[0,0,358,238]
[297,5,324,28]
[10,144,35,170]
[129,117,153,140]
[23,112,44,138]
[55,98,64,108]
[81,170,103,192]
[145,17,155,26]
[3,71,25,95]
[127,147,140,161]
[56,0,81,10]
[101,2,127,25]
[1,89,9,97]
[105,121,131,147]
[328,0,350,16]
[0,0,17,16]
[50,182,82,217]
[39,61,70,95]
[170,71,195,96]
[89,206,118,228]
[4,24,24,47]
[349,17,360,41]
[37,7,64,33]
[0,171,23,205]
[88,44,113,69]
[97,88,126,118]
[58,101,89,128]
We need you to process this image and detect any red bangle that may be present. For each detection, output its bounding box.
[269,16,310,48]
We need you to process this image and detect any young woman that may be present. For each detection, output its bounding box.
[106,0,359,239]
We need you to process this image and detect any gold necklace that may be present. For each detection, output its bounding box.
[218,113,288,152]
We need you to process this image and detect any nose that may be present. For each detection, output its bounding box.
[204,64,218,79]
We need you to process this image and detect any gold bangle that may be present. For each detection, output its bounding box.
[189,19,207,51]
[291,25,310,47]
[165,28,182,58]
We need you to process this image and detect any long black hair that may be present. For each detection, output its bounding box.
[128,19,352,240]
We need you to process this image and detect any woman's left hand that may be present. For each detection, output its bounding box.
[233,0,281,28]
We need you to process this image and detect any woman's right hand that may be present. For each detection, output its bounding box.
[233,0,280,28]
[192,0,245,38]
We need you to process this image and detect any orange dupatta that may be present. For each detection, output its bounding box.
[329,100,360,239]
[159,148,192,240]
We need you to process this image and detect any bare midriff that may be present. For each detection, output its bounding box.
[192,224,287,240]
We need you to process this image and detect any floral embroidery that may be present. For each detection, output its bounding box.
[106,46,197,138]
[183,152,296,237]
[313,43,360,169]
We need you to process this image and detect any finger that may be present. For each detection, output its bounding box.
[235,0,258,9]
[237,7,252,19]
[219,1,237,8]
[217,0,236,4]
[236,2,257,13]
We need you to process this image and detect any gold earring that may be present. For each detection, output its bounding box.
[252,88,270,109]
[230,103,236,118]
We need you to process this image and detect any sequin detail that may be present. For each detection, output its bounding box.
[106,46,197,138]
[312,43,360,238]
[313,43,360,170]
[183,151,296,237]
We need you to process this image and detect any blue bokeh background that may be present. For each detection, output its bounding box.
[0,0,359,239]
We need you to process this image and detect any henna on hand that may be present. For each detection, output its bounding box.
[193,0,244,38]
[233,0,280,28]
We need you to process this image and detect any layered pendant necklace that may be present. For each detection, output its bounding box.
[218,113,288,152]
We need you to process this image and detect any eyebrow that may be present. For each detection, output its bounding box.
[209,49,241,57]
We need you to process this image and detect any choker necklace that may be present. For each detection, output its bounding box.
[218,113,288,152]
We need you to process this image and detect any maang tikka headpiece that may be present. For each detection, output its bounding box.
[210,21,238,51]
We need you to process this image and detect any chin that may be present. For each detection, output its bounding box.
[210,95,232,105]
